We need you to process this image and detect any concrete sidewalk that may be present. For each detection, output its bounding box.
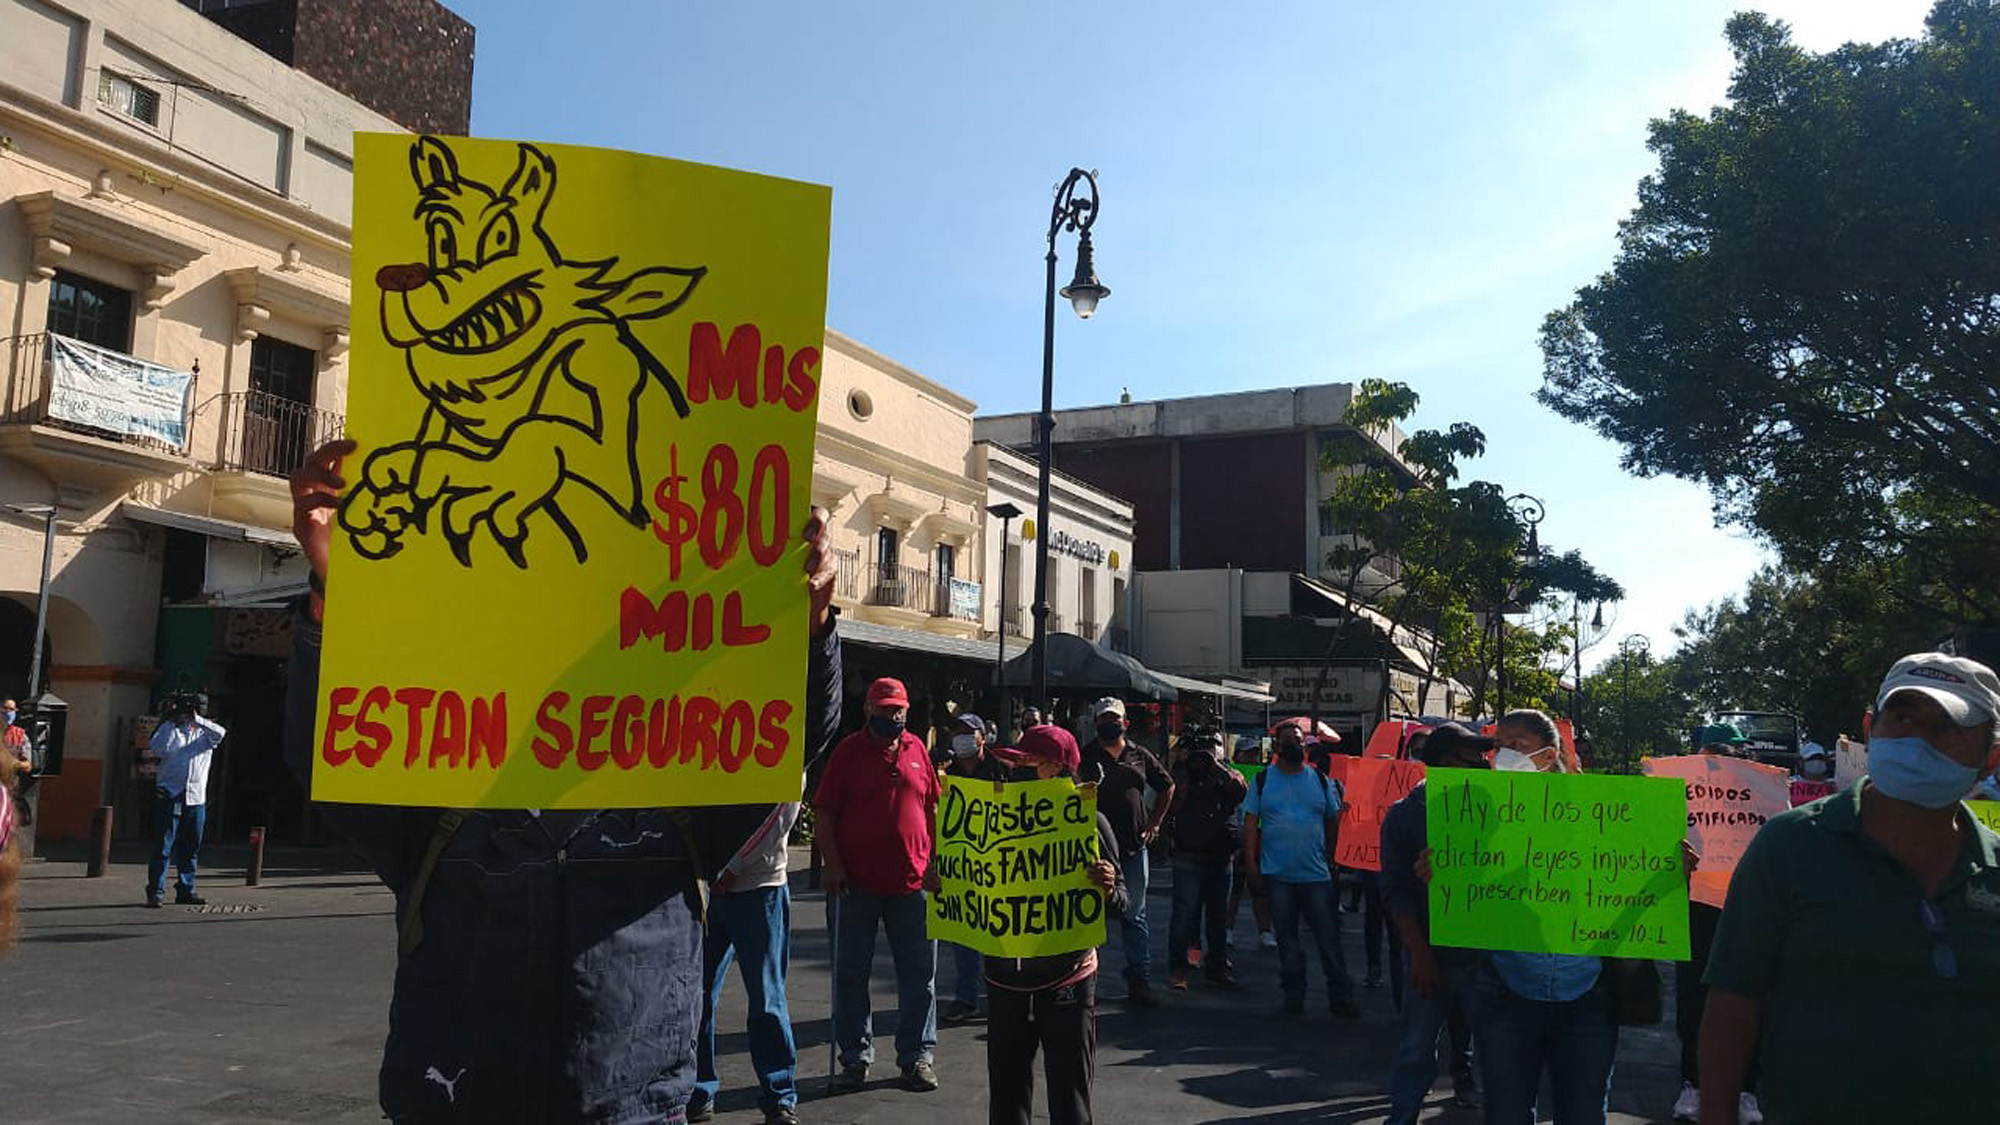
[2,850,1683,1123]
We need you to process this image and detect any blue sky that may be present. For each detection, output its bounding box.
[447,0,1934,669]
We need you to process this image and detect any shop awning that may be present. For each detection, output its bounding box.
[119,502,294,547]
[1001,633,1181,702]
[1292,574,1434,671]
[1153,670,1276,705]
[838,618,1004,665]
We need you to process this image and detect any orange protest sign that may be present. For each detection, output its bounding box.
[1327,756,1426,871]
[1642,754,1789,908]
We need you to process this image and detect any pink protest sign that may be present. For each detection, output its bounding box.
[1643,754,1789,908]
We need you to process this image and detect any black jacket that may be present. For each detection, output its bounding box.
[284,605,841,1123]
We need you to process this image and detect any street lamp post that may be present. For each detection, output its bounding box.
[987,501,1023,685]
[1030,168,1109,714]
[1496,494,1544,716]
[1619,633,1651,774]
[1571,599,1603,723]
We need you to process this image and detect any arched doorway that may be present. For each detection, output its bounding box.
[0,596,53,700]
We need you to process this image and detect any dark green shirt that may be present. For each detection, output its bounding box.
[1704,780,2000,1124]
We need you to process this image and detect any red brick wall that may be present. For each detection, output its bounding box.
[1177,432,1308,571]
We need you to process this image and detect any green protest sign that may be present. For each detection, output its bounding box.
[1231,763,1266,784]
[1426,768,1691,959]
[927,775,1108,957]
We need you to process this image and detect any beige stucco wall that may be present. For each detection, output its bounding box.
[0,0,398,840]
[812,332,987,634]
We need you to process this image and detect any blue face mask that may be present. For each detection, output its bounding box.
[867,715,907,742]
[3,711,14,725]
[1868,735,1980,810]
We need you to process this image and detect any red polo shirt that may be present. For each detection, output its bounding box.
[812,729,938,897]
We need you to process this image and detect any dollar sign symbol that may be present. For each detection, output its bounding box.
[649,443,698,581]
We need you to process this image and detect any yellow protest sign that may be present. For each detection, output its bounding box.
[1643,754,1789,909]
[928,775,1109,957]
[314,134,830,808]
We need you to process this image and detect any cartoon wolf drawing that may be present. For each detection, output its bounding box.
[340,136,705,567]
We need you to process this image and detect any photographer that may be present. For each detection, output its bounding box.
[147,691,226,908]
[1165,729,1246,989]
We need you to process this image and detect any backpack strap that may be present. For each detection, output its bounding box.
[397,809,465,956]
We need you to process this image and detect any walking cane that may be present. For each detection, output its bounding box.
[826,886,840,1088]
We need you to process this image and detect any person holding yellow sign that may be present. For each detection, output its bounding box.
[983,725,1127,1125]
[283,440,844,1125]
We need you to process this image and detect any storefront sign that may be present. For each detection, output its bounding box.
[1050,529,1107,564]
[46,334,193,447]
[929,775,1108,957]
[1263,664,1383,716]
[315,134,830,809]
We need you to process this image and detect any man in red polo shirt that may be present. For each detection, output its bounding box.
[814,677,942,1095]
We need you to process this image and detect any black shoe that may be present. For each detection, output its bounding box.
[174,890,206,906]
[1364,970,1384,988]
[1203,968,1241,989]
[902,1059,939,1092]
[1329,997,1362,1019]
[831,1064,868,1093]
[1126,978,1160,1008]
[144,895,163,909]
[1280,996,1304,1018]
[684,1097,715,1123]
[764,1107,799,1125]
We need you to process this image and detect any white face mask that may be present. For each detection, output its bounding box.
[950,733,980,758]
[1493,748,1539,773]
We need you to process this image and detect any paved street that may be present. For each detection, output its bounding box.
[5,845,1682,1123]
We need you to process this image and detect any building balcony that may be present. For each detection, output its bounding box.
[1001,603,1026,638]
[1078,617,1100,643]
[203,391,345,528]
[0,332,193,495]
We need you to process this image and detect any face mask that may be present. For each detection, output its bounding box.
[950,734,980,758]
[1008,765,1044,783]
[1096,721,1125,744]
[3,711,15,725]
[1868,735,1980,809]
[1801,758,1830,780]
[1276,743,1305,763]
[1493,748,1538,773]
[867,715,906,741]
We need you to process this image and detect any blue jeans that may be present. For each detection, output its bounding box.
[832,888,937,1069]
[1470,967,1618,1125]
[1168,855,1231,975]
[947,940,983,1009]
[694,884,797,1112]
[1115,847,1151,983]
[147,789,205,900]
[1267,877,1353,1006]
[1385,958,1477,1124]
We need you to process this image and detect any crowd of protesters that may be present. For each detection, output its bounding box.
[0,437,1993,1125]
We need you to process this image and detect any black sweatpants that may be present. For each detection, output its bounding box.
[987,972,1097,1125]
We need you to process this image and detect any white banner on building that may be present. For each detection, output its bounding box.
[46,334,193,448]
[947,577,982,621]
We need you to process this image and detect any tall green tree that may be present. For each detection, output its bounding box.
[1539,3,2000,621]
[1579,648,1696,774]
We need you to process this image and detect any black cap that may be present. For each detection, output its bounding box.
[1422,722,1494,764]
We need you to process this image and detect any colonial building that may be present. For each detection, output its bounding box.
[0,0,472,846]
[974,440,1134,656]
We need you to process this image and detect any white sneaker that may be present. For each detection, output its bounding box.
[1671,1083,1699,1122]
[1258,930,1278,950]
[1739,1092,1764,1125]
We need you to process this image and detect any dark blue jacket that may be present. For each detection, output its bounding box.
[1378,780,1473,966]
[284,605,841,1124]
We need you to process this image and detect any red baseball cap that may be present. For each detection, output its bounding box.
[867,678,910,708]
[1012,725,1081,772]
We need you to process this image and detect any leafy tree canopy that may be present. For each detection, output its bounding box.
[1540,2,2000,619]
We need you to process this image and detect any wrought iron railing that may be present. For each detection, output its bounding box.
[211,391,344,477]
[862,562,931,611]
[1104,625,1132,652]
[832,548,861,601]
[1002,603,1026,637]
[1078,618,1100,642]
[0,332,190,455]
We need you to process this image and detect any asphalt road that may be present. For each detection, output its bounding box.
[3,845,1683,1123]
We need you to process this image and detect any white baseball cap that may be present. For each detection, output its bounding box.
[1091,697,1127,720]
[1875,653,2000,728]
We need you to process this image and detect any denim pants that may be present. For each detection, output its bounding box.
[1168,855,1231,976]
[1384,958,1477,1124]
[948,940,984,1009]
[1469,968,1618,1125]
[1267,877,1354,1005]
[694,884,797,1112]
[832,888,937,1069]
[1115,847,1152,984]
[147,789,206,899]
